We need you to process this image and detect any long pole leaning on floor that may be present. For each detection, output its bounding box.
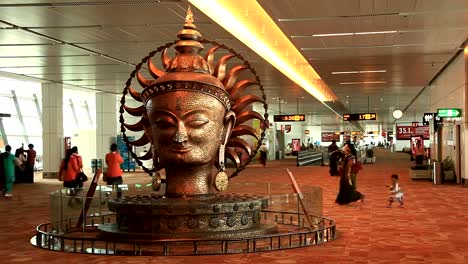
[76,169,102,229]
[286,168,314,229]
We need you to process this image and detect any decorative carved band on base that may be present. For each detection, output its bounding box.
[100,193,272,238]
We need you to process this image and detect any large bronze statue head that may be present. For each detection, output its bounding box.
[120,8,267,198]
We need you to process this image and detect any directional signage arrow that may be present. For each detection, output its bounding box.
[437,108,462,118]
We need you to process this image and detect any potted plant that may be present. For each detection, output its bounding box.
[442,156,455,181]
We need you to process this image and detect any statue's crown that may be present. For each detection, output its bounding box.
[141,7,231,109]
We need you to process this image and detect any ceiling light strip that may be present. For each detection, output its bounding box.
[188,0,337,103]
[340,81,387,84]
[292,30,397,38]
[332,70,386,74]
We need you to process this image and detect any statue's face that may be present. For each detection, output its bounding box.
[146,91,227,167]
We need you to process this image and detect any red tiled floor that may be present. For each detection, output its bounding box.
[1,148,468,263]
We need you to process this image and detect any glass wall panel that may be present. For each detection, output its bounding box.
[22,117,42,136]
[17,98,38,117]
[7,135,26,150]
[0,77,43,154]
[0,96,16,114]
[2,117,23,136]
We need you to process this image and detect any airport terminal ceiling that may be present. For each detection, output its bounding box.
[0,0,466,132]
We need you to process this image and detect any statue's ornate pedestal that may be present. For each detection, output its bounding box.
[99,194,277,239]
[31,184,336,256]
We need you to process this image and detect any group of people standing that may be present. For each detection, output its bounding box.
[0,144,36,198]
[58,144,124,190]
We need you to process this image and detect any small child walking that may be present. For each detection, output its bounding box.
[387,174,404,208]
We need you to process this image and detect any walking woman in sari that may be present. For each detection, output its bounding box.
[335,143,364,205]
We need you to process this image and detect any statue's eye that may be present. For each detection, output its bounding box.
[155,119,175,129]
[186,117,208,127]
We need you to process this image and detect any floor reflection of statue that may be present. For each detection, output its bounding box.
[99,8,274,239]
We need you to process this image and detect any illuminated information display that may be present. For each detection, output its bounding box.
[274,114,305,122]
[343,113,377,121]
[396,125,429,140]
[321,132,340,142]
[437,108,461,118]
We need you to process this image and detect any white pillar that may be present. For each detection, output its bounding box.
[462,45,468,183]
[42,83,64,179]
[96,93,118,166]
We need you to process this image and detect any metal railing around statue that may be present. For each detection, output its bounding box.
[31,182,336,256]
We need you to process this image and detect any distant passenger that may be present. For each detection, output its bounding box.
[14,146,26,183]
[105,143,124,186]
[258,143,269,167]
[24,144,36,183]
[59,148,81,189]
[335,143,364,205]
[2,145,22,198]
[414,141,425,165]
[328,140,340,176]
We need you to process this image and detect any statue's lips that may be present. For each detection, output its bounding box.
[170,146,192,154]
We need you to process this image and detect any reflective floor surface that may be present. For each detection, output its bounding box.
[1,148,468,263]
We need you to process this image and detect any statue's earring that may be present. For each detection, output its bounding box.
[214,144,228,191]
[152,170,162,191]
[152,155,162,191]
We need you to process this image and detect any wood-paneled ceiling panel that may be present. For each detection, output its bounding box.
[0,0,466,132]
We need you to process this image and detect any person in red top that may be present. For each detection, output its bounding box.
[23,144,36,183]
[414,141,426,165]
[105,143,124,186]
[59,147,82,189]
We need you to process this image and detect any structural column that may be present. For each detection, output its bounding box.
[96,93,118,167]
[463,45,468,185]
[42,83,64,179]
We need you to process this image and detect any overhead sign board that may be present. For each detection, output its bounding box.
[321,132,340,142]
[396,124,430,140]
[437,108,461,118]
[434,114,442,130]
[274,114,305,122]
[343,113,376,121]
[422,113,435,126]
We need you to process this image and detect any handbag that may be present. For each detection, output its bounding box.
[351,161,363,174]
[77,171,88,182]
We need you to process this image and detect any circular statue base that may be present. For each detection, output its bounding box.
[31,184,336,256]
[99,193,273,239]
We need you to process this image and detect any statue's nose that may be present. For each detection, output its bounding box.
[173,121,188,144]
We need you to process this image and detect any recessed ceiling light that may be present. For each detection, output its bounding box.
[311,33,354,37]
[359,70,387,73]
[332,71,359,74]
[309,31,397,37]
[340,81,387,85]
[332,70,386,74]
[392,110,403,119]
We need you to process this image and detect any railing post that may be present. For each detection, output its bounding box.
[321,151,325,166]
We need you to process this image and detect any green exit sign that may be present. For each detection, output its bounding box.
[437,108,462,118]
